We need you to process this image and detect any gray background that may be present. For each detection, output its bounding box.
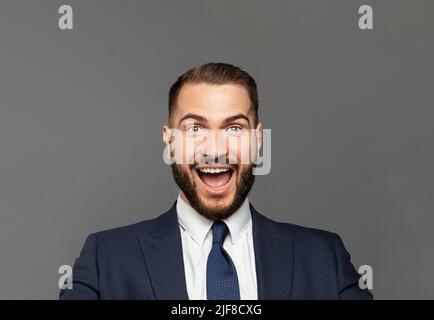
[0,0,433,299]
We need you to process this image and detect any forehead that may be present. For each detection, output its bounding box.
[173,83,252,122]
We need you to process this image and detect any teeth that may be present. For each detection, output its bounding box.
[198,168,230,174]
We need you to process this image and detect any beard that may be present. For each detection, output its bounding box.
[171,162,255,220]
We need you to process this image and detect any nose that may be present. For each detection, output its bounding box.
[197,129,228,164]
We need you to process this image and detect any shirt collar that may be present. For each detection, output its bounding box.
[176,193,251,246]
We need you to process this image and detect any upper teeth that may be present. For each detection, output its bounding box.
[198,168,230,174]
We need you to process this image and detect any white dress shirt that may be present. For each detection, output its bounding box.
[176,194,258,300]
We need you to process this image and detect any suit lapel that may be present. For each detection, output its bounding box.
[136,202,189,300]
[136,201,294,300]
[251,204,295,299]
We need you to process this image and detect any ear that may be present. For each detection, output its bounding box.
[255,122,263,153]
[162,125,171,145]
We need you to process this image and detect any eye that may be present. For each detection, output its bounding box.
[226,125,243,135]
[186,125,204,135]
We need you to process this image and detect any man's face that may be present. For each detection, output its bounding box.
[163,83,262,220]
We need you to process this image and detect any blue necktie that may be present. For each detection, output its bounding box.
[206,221,241,300]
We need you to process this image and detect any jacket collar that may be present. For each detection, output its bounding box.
[136,201,294,300]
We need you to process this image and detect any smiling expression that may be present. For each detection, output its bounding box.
[163,83,262,220]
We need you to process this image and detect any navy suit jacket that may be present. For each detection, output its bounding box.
[59,202,373,300]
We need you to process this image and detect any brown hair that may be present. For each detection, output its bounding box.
[168,62,258,125]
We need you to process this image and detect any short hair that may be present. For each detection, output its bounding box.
[168,62,258,125]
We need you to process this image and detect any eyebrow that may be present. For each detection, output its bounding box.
[178,113,251,126]
[222,114,250,125]
[178,113,207,125]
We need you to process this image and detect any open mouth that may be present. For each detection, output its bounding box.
[194,166,234,190]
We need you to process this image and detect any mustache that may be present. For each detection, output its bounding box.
[188,155,239,171]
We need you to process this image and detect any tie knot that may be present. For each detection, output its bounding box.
[211,221,229,245]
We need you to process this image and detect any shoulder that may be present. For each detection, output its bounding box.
[251,208,343,254]
[284,220,340,247]
[82,204,177,252]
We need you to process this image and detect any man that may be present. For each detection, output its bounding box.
[60,63,372,300]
